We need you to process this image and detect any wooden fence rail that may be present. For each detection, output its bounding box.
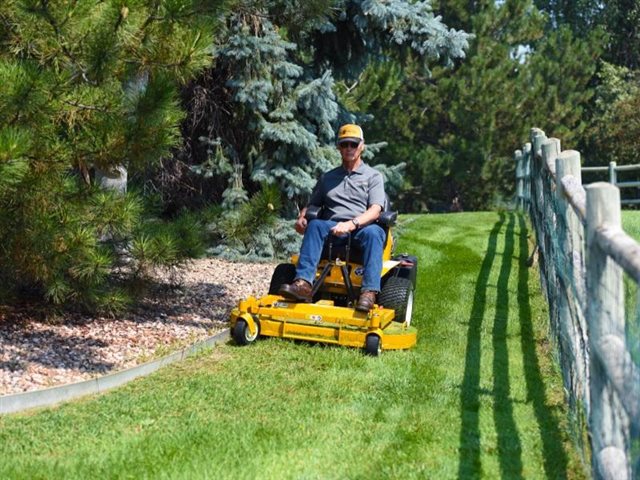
[582,162,640,205]
[515,128,640,480]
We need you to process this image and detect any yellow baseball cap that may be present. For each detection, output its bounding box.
[337,124,364,144]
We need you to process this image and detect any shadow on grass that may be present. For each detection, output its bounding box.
[458,212,505,478]
[493,213,523,478]
[458,212,569,478]
[517,214,569,478]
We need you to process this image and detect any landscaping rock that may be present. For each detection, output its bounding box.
[0,258,276,395]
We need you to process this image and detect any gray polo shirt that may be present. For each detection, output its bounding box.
[308,162,386,221]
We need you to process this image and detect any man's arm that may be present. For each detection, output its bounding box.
[330,204,382,236]
[296,176,325,235]
[295,206,308,235]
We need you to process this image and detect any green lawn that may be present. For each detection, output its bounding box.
[621,211,640,366]
[622,210,640,240]
[0,212,586,479]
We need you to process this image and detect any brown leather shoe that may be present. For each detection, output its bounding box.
[356,290,377,312]
[278,278,312,302]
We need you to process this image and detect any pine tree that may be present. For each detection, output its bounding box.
[534,0,639,70]
[359,0,601,210]
[0,0,229,311]
[586,62,640,166]
[601,0,640,70]
[177,0,470,214]
[531,0,640,173]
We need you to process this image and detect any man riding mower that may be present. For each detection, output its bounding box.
[229,206,418,355]
[229,124,418,355]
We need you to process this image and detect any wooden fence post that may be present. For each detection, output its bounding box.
[556,150,584,299]
[515,149,524,210]
[585,182,629,480]
[608,161,617,185]
[530,130,548,292]
[585,183,624,347]
[523,143,532,214]
[540,139,561,334]
[542,138,561,175]
[555,150,590,435]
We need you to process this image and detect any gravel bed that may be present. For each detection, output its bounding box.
[0,258,277,395]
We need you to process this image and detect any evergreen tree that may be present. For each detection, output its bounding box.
[533,0,603,34]
[586,62,640,166]
[534,0,639,70]
[531,0,640,173]
[216,13,340,204]
[311,0,469,79]
[0,0,228,311]
[359,0,600,210]
[174,0,471,216]
[600,0,640,70]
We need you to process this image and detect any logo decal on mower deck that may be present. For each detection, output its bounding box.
[274,301,290,308]
[355,267,364,276]
[308,315,323,323]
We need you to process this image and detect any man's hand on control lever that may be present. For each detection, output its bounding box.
[330,220,357,236]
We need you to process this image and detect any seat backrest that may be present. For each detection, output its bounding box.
[378,210,398,227]
[304,199,397,227]
[305,201,397,264]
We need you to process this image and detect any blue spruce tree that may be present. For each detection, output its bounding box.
[182,1,470,257]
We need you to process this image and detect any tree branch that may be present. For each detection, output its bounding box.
[63,100,108,112]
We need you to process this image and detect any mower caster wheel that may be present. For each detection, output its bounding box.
[365,334,382,356]
[233,319,259,346]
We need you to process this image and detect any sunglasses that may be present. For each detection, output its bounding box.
[339,141,361,149]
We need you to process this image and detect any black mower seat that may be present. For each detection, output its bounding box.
[305,206,398,264]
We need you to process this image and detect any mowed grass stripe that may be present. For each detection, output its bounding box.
[0,212,586,479]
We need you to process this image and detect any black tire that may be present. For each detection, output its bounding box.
[232,319,259,346]
[365,334,382,356]
[379,276,414,325]
[268,263,297,295]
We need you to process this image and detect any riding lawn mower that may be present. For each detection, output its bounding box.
[229,206,418,356]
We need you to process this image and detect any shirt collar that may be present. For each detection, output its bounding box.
[341,162,366,175]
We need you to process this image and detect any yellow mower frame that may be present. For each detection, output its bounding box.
[229,208,418,356]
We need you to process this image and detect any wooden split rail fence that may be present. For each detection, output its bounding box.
[582,162,640,206]
[515,128,639,480]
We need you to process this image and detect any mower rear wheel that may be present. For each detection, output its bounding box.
[379,276,414,325]
[268,263,297,295]
[232,319,259,346]
[365,334,382,356]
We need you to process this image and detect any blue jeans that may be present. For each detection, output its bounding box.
[295,219,386,292]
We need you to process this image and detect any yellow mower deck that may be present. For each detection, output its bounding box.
[230,294,417,351]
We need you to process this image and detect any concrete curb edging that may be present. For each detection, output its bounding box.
[0,329,230,415]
